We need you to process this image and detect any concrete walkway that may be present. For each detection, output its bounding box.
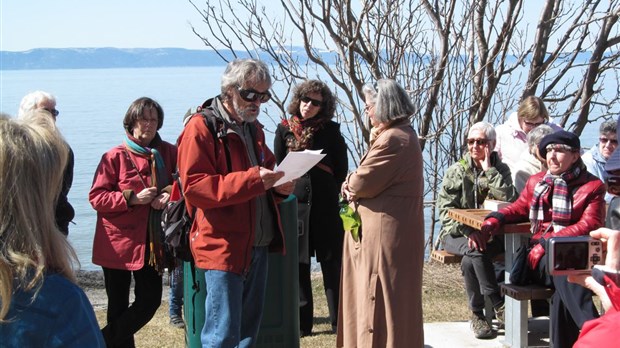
[424,317,550,348]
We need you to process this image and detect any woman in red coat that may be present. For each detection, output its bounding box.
[90,97,177,347]
[481,130,605,347]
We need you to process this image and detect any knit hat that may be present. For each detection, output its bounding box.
[538,130,580,158]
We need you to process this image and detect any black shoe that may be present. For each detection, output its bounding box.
[169,316,185,329]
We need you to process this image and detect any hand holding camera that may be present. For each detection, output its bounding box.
[566,228,620,312]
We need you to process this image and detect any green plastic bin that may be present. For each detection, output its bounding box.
[183,261,205,347]
[183,195,299,348]
[256,195,300,347]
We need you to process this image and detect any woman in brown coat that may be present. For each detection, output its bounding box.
[338,79,425,347]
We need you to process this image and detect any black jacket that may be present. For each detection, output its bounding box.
[56,146,75,235]
[274,120,348,262]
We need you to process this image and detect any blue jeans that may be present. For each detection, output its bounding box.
[200,247,268,348]
[169,261,184,318]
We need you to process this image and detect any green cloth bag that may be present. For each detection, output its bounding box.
[339,199,361,242]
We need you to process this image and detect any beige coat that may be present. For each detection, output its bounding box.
[337,121,425,348]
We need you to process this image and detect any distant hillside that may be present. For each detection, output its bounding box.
[0,48,241,70]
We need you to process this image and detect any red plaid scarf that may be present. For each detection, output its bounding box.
[529,163,583,234]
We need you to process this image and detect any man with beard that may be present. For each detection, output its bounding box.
[177,58,294,347]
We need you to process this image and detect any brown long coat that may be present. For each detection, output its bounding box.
[337,121,425,348]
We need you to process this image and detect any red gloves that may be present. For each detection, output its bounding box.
[480,217,500,239]
[527,243,545,270]
[468,217,501,251]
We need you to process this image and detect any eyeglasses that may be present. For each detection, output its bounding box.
[522,120,544,128]
[467,138,488,146]
[364,104,375,112]
[237,86,271,103]
[600,137,618,145]
[300,96,322,107]
[43,108,59,117]
[545,144,577,154]
[138,117,158,125]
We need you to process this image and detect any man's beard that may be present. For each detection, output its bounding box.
[233,98,259,123]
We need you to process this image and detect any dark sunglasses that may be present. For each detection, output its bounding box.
[237,86,271,103]
[300,96,322,107]
[467,138,488,146]
[43,108,60,117]
[600,137,618,145]
[607,176,620,196]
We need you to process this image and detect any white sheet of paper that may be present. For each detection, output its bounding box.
[274,149,326,186]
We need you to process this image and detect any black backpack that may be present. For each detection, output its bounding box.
[161,108,231,262]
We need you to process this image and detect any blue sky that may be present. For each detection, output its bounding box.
[1,1,548,52]
[1,0,207,51]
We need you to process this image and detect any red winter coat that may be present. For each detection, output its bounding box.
[574,276,620,348]
[176,100,284,275]
[498,169,606,241]
[90,138,177,270]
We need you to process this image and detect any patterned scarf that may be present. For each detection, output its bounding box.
[281,115,327,151]
[123,132,169,273]
[529,162,583,234]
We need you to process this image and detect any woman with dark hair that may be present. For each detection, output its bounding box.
[274,79,348,336]
[90,97,177,347]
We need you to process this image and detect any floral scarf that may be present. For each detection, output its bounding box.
[123,132,170,273]
[281,115,327,151]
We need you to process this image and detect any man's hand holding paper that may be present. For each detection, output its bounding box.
[274,149,326,186]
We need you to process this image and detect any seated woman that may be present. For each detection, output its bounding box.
[0,112,105,347]
[482,130,606,347]
[437,121,518,339]
[513,124,554,193]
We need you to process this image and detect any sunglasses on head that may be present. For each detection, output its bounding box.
[467,138,488,146]
[300,96,322,107]
[237,86,271,103]
[43,108,60,117]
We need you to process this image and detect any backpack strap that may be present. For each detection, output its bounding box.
[199,108,232,173]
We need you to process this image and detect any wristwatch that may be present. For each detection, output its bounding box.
[592,266,620,286]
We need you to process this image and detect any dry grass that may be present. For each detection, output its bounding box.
[92,262,467,347]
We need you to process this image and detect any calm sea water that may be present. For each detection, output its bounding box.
[0,67,602,270]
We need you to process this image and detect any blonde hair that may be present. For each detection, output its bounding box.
[517,96,549,122]
[0,111,77,321]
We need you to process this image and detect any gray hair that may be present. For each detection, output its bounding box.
[17,91,56,118]
[468,121,496,141]
[220,58,271,100]
[526,124,554,150]
[600,119,617,135]
[362,79,415,124]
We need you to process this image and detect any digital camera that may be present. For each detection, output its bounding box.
[548,236,603,276]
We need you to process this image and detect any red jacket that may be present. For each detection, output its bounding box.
[90,139,177,270]
[574,276,620,348]
[176,101,284,275]
[498,169,606,240]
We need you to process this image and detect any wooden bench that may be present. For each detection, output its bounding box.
[430,249,462,264]
[501,283,554,347]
